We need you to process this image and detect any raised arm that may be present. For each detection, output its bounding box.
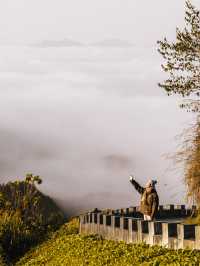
[129,176,145,195]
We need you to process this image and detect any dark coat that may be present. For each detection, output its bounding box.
[130,179,159,219]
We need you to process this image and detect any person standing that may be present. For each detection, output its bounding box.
[129,175,159,220]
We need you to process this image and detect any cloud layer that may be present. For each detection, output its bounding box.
[0,44,195,214]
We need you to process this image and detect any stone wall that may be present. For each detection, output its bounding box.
[79,205,200,250]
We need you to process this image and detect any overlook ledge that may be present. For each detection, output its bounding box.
[79,205,200,250]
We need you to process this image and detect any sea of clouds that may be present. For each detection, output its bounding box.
[0,43,195,214]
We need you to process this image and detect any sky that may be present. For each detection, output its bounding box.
[0,0,189,44]
[0,0,199,214]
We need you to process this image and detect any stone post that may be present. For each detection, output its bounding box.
[85,214,89,233]
[91,213,96,233]
[148,222,155,245]
[88,213,91,223]
[162,223,169,247]
[91,213,94,223]
[120,217,124,241]
[128,218,133,243]
[132,219,138,243]
[79,215,84,234]
[86,214,90,234]
[177,224,184,249]
[85,214,88,223]
[102,215,107,238]
[97,213,101,235]
[195,226,200,250]
[111,215,115,238]
[162,223,177,248]
[137,220,142,242]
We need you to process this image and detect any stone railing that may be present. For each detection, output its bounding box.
[79,205,200,250]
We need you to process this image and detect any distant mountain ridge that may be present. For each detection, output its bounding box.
[32,38,134,48]
[33,38,84,47]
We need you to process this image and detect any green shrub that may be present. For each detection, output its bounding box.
[0,175,65,262]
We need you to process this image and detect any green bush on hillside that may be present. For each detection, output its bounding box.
[0,174,65,262]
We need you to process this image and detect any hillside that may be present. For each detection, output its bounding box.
[0,175,65,263]
[16,219,200,266]
[0,180,65,225]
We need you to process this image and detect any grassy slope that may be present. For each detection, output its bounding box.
[16,219,200,266]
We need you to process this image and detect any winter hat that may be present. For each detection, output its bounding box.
[145,179,157,188]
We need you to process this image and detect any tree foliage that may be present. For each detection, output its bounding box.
[158,1,200,206]
[157,0,200,112]
[174,119,200,206]
[0,174,65,262]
